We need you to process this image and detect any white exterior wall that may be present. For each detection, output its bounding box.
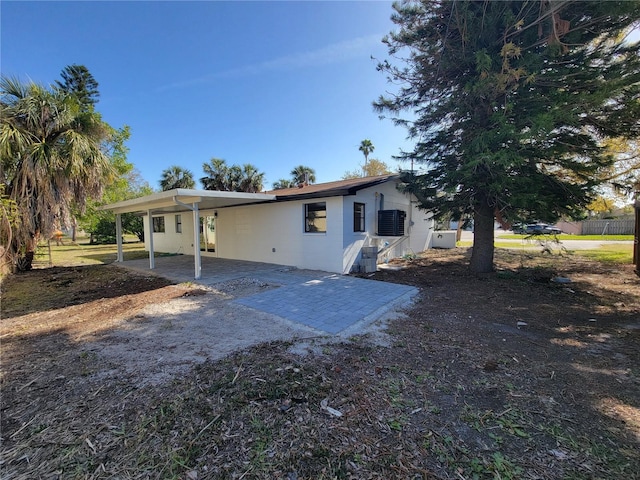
[340,185,388,273]
[408,202,434,254]
[142,181,434,274]
[341,182,434,271]
[143,213,196,255]
[215,197,345,272]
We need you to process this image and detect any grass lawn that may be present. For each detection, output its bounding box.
[570,244,635,263]
[457,240,541,249]
[33,235,148,267]
[457,241,633,264]
[37,234,635,268]
[497,233,634,241]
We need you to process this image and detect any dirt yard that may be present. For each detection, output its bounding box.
[1,248,639,479]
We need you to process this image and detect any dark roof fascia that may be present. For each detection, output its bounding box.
[272,176,400,202]
[272,188,354,202]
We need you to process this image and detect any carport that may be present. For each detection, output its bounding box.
[101,189,276,279]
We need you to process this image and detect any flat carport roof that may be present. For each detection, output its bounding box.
[102,188,276,215]
[100,189,276,279]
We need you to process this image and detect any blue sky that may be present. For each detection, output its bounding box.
[1,1,412,190]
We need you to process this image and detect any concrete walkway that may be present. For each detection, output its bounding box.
[116,255,418,335]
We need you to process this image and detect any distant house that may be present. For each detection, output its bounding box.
[102,174,436,278]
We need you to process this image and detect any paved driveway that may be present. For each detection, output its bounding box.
[117,255,417,335]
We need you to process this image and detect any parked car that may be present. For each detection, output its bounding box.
[524,223,562,235]
[512,223,527,234]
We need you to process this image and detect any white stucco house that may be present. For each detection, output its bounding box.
[102,174,436,279]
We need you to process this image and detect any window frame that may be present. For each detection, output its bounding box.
[152,216,165,233]
[175,214,182,234]
[353,202,365,232]
[304,202,327,233]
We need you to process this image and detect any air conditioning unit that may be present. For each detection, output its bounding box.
[378,210,406,236]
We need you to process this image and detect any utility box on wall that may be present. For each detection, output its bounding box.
[378,210,406,236]
[359,246,378,273]
[431,231,456,249]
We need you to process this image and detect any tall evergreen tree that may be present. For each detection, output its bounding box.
[376,0,640,273]
[56,64,100,110]
[601,138,640,198]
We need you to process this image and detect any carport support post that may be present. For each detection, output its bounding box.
[147,209,155,270]
[115,213,124,262]
[193,202,201,279]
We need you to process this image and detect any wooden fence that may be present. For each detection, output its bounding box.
[580,219,635,235]
[555,219,635,235]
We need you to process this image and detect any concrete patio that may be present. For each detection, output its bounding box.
[115,255,418,335]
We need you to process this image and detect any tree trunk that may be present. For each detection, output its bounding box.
[456,217,464,242]
[17,231,39,271]
[470,202,495,274]
[24,251,35,269]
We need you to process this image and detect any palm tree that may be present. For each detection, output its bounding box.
[290,165,316,185]
[271,179,295,190]
[160,165,196,190]
[201,158,229,190]
[240,163,265,193]
[359,139,375,173]
[227,164,243,191]
[0,76,112,270]
[201,158,265,192]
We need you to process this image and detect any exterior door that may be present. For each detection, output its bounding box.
[199,216,216,255]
